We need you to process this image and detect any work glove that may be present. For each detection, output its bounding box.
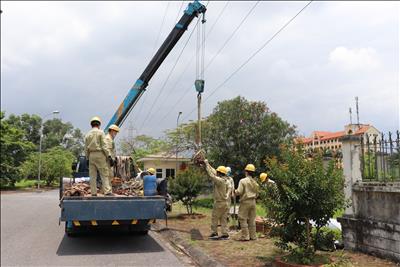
[108,156,115,167]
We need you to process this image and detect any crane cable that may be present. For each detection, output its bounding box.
[155,1,230,124]
[137,17,202,130]
[182,0,313,122]
[157,1,261,124]
[137,1,210,129]
[195,11,206,149]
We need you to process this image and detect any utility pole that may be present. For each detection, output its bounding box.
[176,111,182,178]
[355,96,360,128]
[38,110,60,190]
[349,107,353,125]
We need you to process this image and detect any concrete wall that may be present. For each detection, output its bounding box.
[338,135,400,263]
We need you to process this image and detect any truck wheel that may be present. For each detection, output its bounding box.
[65,222,77,237]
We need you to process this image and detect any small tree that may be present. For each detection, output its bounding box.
[20,146,75,186]
[168,166,206,214]
[262,146,346,264]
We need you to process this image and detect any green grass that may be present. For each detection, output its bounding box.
[14,179,59,189]
[15,179,44,189]
[178,197,268,217]
[256,203,267,217]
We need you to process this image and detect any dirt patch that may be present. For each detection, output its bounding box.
[175,213,207,220]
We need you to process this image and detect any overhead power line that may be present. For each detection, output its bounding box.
[157,1,259,124]
[205,1,259,71]
[137,17,202,130]
[131,2,171,124]
[182,1,313,122]
[140,1,212,127]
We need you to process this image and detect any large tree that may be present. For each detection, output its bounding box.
[63,128,84,158]
[6,113,42,146]
[20,146,75,186]
[167,96,296,178]
[0,112,36,187]
[42,118,74,150]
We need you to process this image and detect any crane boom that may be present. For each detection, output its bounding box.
[105,1,206,131]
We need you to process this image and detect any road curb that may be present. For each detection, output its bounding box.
[153,223,225,267]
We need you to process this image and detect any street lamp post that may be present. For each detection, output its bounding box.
[175,111,182,178]
[37,110,60,190]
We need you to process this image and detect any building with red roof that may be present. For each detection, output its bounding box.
[297,124,380,151]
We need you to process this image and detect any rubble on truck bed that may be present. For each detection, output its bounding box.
[62,177,144,197]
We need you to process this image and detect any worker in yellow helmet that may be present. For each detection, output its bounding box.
[260,172,275,184]
[235,164,260,241]
[104,124,120,185]
[203,159,232,240]
[84,117,113,196]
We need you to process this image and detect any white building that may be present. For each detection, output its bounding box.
[137,152,191,179]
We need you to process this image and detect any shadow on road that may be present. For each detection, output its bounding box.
[56,231,164,256]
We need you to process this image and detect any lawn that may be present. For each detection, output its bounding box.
[159,201,398,267]
[4,179,60,190]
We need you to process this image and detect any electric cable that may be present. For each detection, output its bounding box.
[181,1,313,122]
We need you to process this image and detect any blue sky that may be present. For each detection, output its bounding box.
[1,1,399,140]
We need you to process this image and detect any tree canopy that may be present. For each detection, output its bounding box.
[167,96,296,178]
[0,112,36,187]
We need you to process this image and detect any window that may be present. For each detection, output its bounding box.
[166,168,175,179]
[156,168,162,179]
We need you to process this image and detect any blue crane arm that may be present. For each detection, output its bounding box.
[105,1,206,131]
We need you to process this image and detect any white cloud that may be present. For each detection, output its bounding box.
[329,46,381,71]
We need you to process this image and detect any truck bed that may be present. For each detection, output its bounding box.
[60,195,166,222]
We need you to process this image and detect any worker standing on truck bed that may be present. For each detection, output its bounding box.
[105,124,120,184]
[84,116,113,196]
[235,164,259,241]
[203,159,231,240]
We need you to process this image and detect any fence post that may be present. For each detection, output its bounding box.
[341,134,362,216]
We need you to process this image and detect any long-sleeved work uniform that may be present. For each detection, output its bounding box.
[104,133,116,181]
[235,175,260,240]
[205,160,231,236]
[84,128,112,195]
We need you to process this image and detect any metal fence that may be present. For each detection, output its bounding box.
[360,131,400,181]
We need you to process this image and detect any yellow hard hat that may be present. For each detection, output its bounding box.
[109,124,120,132]
[147,168,156,175]
[216,166,227,175]
[90,116,102,125]
[260,173,268,183]
[245,164,256,172]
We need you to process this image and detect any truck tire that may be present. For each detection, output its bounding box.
[65,222,77,237]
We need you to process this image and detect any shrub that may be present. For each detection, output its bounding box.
[169,166,207,214]
[192,197,214,209]
[313,227,342,252]
[261,146,347,264]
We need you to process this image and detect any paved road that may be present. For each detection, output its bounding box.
[1,190,185,267]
